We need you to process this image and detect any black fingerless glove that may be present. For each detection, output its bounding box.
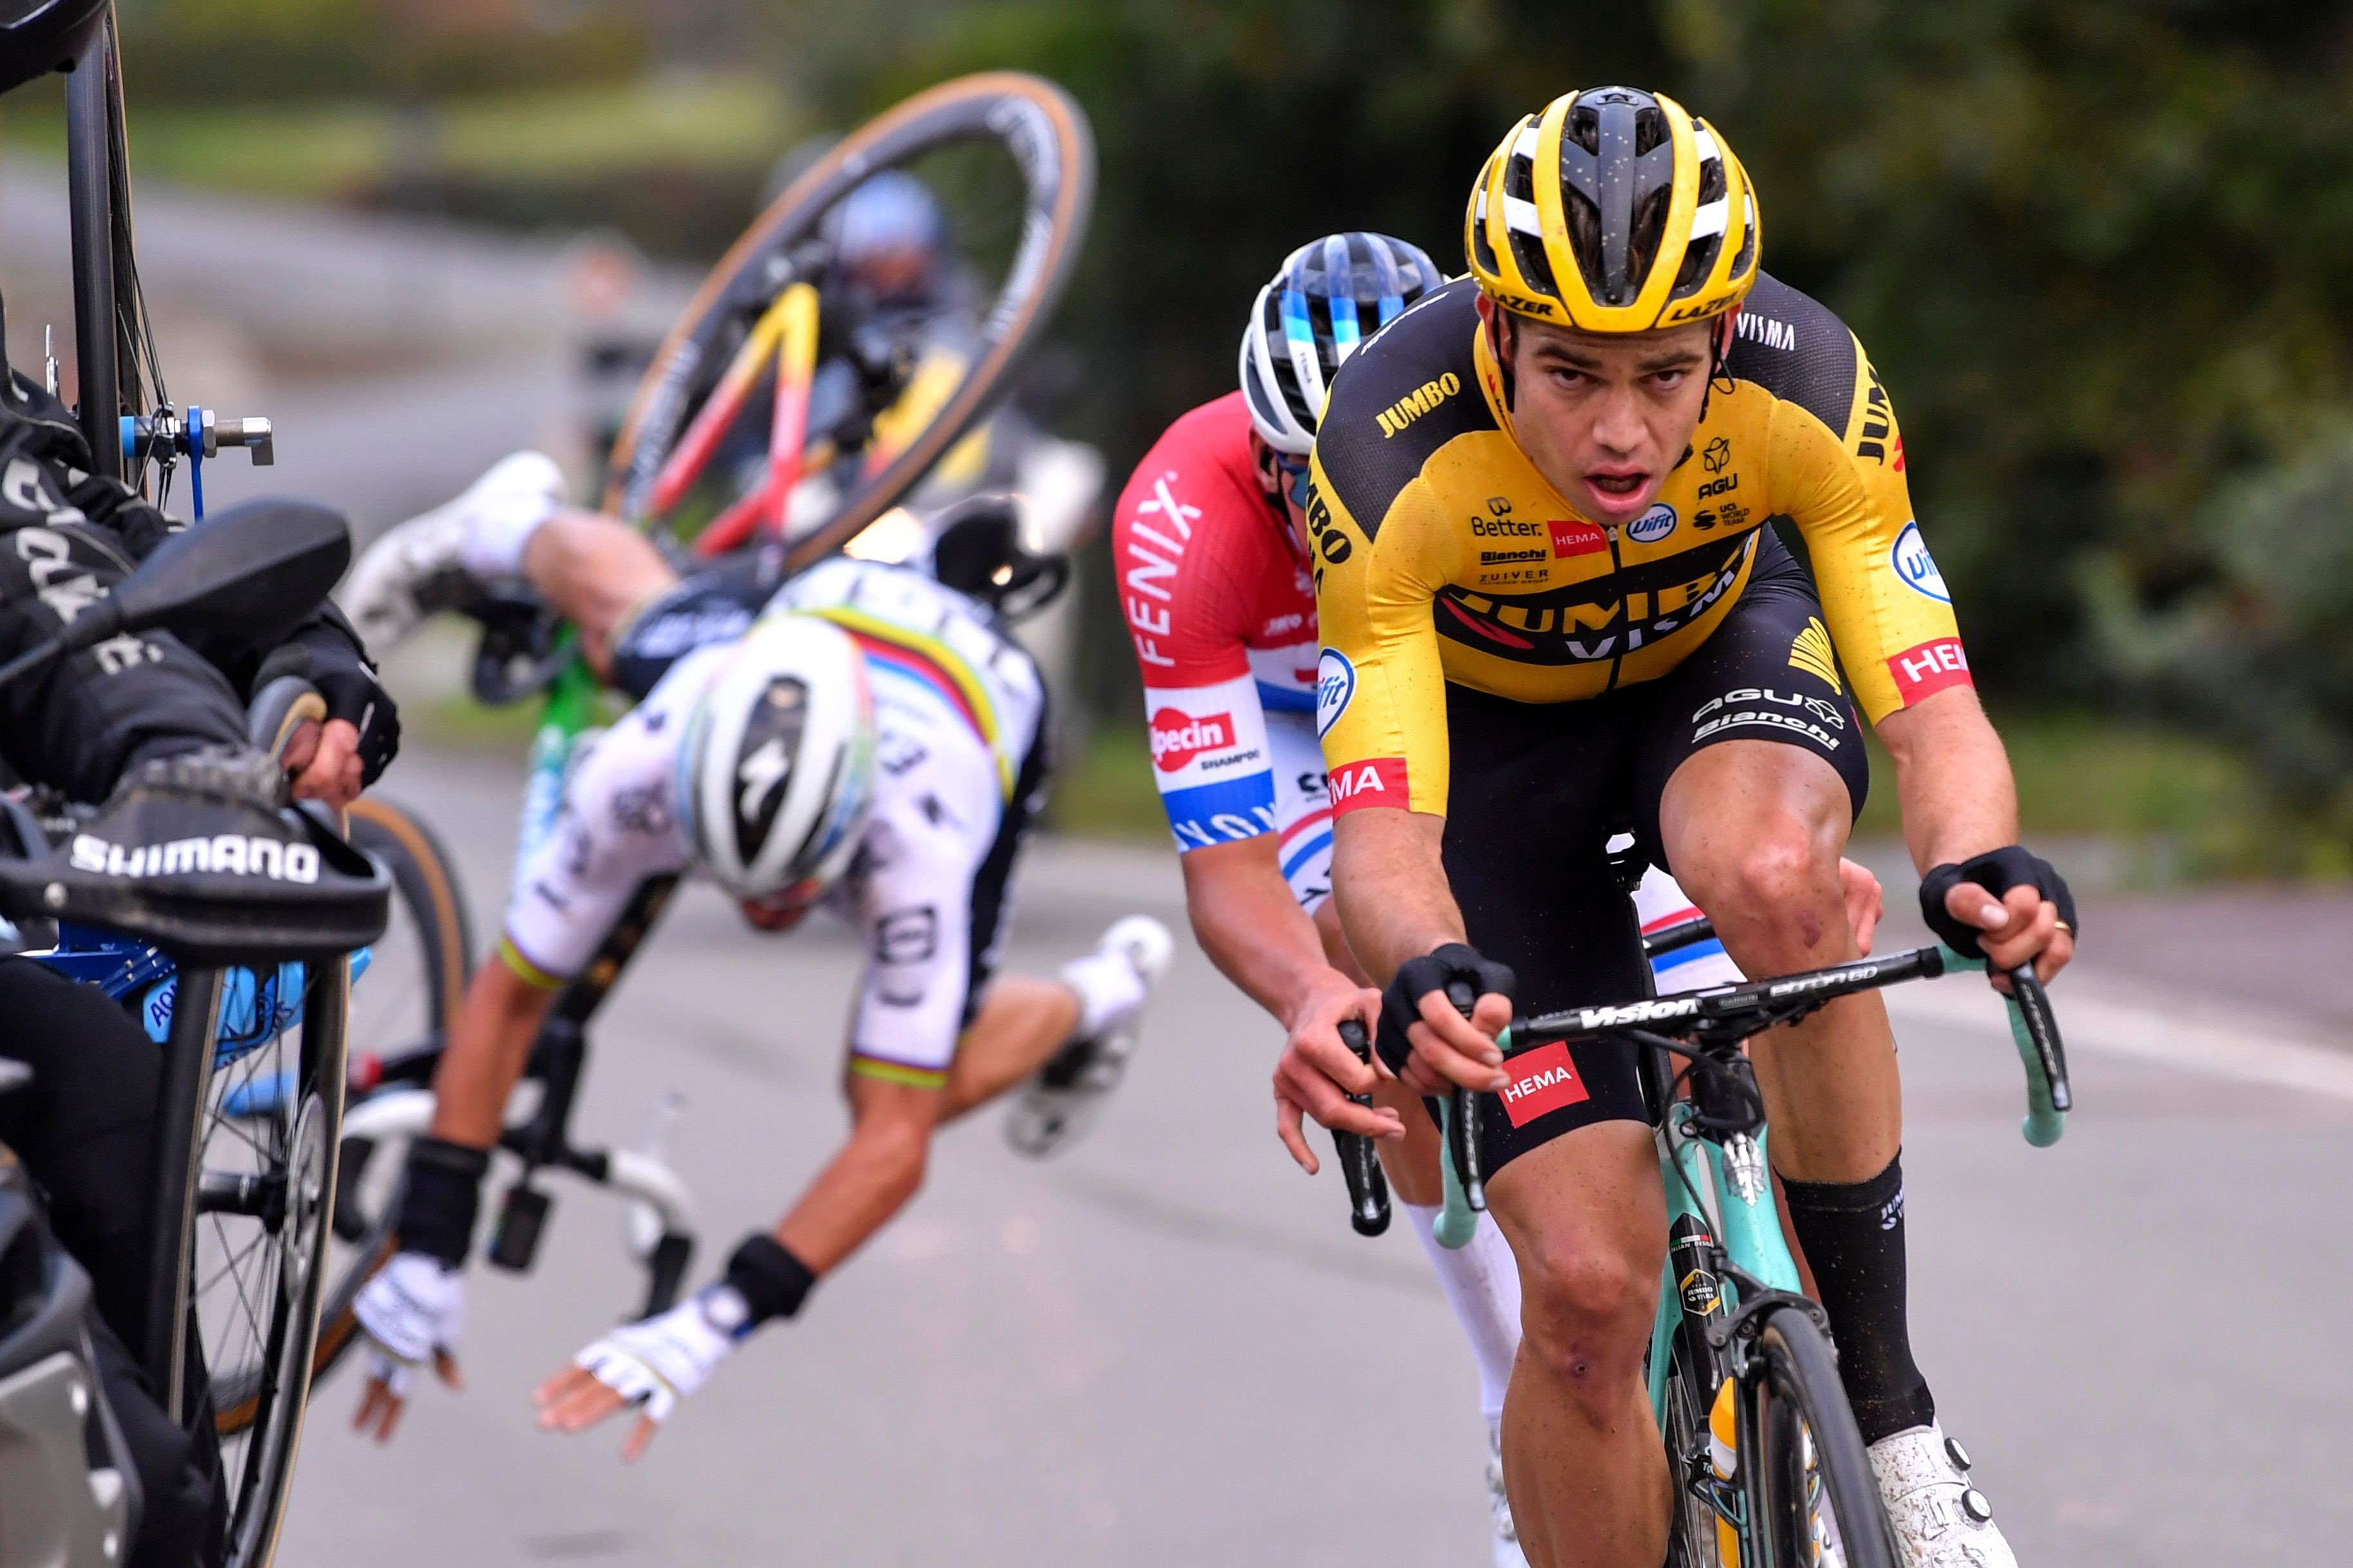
[1918,845,2078,958]
[1377,943,1516,1076]
[257,638,403,784]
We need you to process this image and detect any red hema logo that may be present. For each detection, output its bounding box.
[1499,1042,1590,1127]
[1149,708,1234,772]
[1886,638,1973,705]
[1549,519,1608,557]
[1327,757,1408,812]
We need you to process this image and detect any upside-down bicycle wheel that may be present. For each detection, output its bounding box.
[602,70,1094,565]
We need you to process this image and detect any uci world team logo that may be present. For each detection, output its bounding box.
[1626,503,1677,545]
[1890,520,1949,602]
[1316,649,1356,738]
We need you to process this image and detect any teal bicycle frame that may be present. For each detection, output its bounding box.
[1424,941,2065,1559]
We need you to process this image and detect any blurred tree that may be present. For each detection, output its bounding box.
[781,0,2353,827]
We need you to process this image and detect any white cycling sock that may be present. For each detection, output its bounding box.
[1402,1201,1522,1423]
[1057,947,1145,1040]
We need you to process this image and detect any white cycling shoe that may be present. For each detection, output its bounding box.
[1869,1423,2018,1568]
[1006,915,1171,1158]
[339,450,565,650]
[1486,1425,1530,1568]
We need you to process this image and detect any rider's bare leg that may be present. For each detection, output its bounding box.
[1657,738,1931,1444]
[517,511,680,677]
[1486,1121,1670,1568]
[936,975,1083,1121]
[1658,740,1899,1179]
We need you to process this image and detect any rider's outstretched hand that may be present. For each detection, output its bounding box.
[1378,943,1514,1099]
[351,1251,467,1442]
[1919,845,2077,987]
[1838,856,1883,955]
[1272,972,1394,1174]
[536,1287,743,1462]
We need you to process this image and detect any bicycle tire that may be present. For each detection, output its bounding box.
[602,70,1095,567]
[178,959,350,1568]
[1746,1305,1899,1568]
[299,800,474,1395]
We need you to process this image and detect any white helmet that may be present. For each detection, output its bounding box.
[679,614,876,901]
[1238,231,1447,455]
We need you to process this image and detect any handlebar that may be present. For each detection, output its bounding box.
[1343,941,2072,1242]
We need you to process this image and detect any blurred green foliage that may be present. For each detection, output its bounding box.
[774,0,2353,845]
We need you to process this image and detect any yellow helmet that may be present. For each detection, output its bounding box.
[1464,86,1760,333]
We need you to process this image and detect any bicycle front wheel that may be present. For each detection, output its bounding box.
[187,959,350,1567]
[1745,1305,1898,1568]
[604,70,1094,563]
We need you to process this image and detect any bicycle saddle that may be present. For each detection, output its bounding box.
[0,748,388,963]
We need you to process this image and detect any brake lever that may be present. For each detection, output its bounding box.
[2005,964,2071,1112]
[1333,1019,1390,1237]
[1444,980,1486,1219]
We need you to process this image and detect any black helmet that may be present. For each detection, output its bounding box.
[0,0,104,98]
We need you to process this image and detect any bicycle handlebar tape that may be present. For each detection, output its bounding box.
[1917,845,2078,957]
[721,1233,817,1333]
[1377,944,1517,1076]
[395,1136,492,1268]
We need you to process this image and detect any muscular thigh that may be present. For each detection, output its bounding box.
[1440,687,1651,1177]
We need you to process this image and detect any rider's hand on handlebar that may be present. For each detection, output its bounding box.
[1272,973,1395,1174]
[283,717,365,810]
[1921,845,2077,989]
[1379,944,1514,1098]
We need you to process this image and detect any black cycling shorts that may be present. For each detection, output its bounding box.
[607,549,786,701]
[1442,536,1869,1177]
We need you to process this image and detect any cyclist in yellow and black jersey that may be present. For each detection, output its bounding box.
[1312,268,1964,808]
[1307,86,2076,1568]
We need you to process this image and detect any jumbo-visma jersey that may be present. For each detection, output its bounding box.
[1308,275,1969,818]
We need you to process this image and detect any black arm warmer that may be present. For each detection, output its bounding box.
[393,1136,491,1267]
[722,1232,817,1329]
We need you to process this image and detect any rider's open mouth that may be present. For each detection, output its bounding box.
[1585,468,1648,497]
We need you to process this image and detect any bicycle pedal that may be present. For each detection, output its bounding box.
[487,1182,553,1271]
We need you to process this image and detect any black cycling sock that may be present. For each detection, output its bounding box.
[1778,1152,1936,1446]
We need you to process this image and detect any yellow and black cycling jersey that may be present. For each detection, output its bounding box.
[1308,275,1969,817]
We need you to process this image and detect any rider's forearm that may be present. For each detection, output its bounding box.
[774,1083,939,1274]
[1328,807,1465,986]
[1181,837,1347,1026]
[1876,687,2021,874]
[427,958,559,1148]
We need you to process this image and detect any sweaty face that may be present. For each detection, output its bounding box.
[1496,307,1717,526]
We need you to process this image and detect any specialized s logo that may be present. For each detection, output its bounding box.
[1890,521,1949,602]
[1326,757,1406,813]
[1150,708,1235,771]
[1374,373,1462,438]
[1315,649,1355,738]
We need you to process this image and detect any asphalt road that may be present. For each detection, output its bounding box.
[275,746,2353,1568]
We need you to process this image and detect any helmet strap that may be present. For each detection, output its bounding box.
[1476,295,1520,415]
[1697,307,1740,423]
